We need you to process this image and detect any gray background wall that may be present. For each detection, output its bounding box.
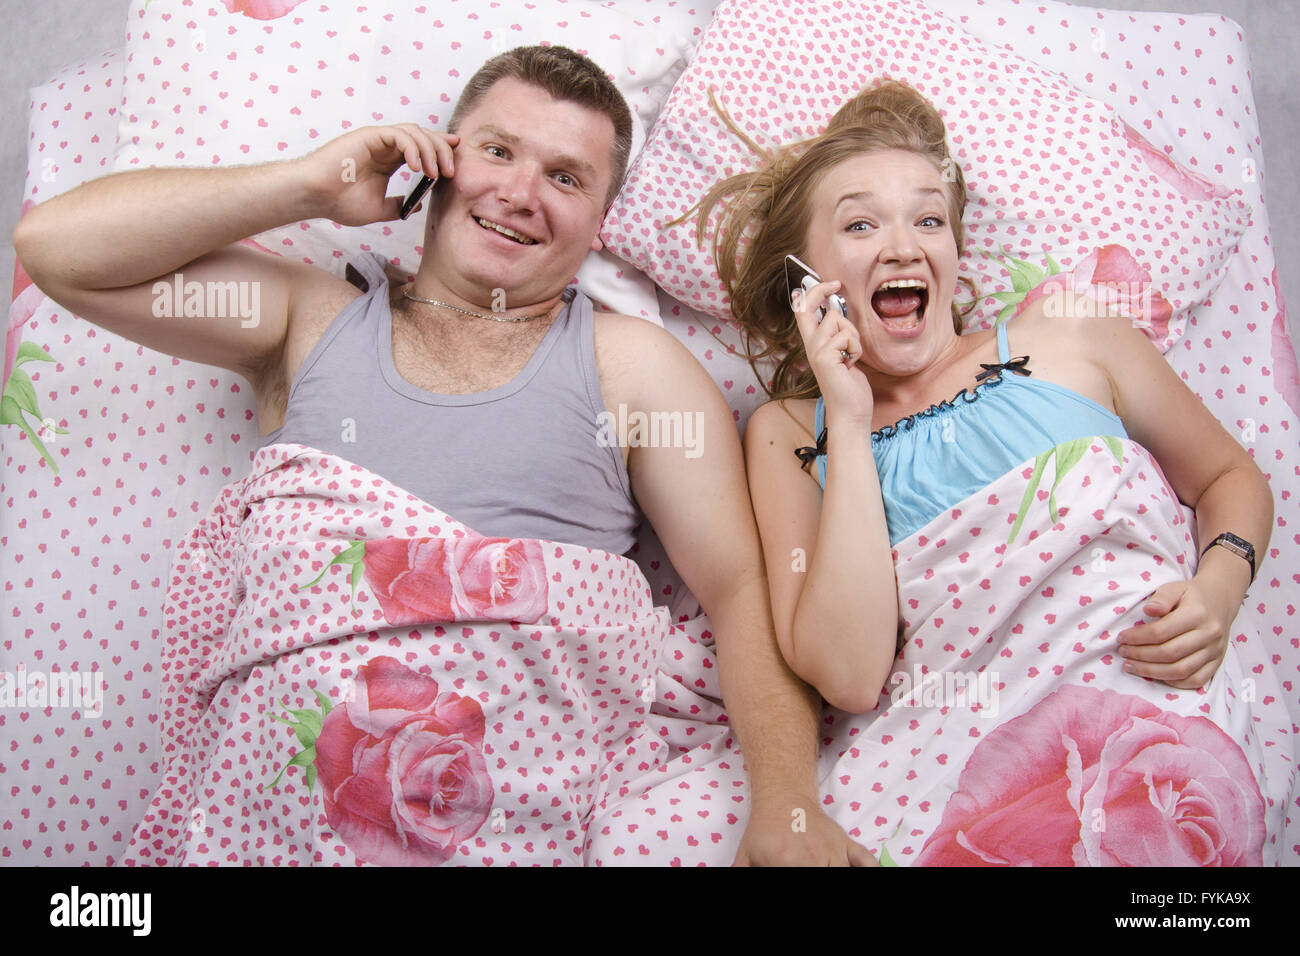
[2,0,1297,350]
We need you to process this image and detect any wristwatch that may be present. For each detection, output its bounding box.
[1200,532,1256,583]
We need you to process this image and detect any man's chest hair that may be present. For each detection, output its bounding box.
[389,306,556,395]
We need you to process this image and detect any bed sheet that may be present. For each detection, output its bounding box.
[3,0,1297,865]
[594,0,1300,863]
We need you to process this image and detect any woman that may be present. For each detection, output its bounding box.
[693,81,1287,865]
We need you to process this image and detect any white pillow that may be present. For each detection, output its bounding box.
[600,0,1252,350]
[113,0,717,321]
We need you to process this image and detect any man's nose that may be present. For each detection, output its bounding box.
[497,162,541,210]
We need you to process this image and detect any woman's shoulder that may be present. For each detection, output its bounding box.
[745,396,820,448]
[1012,289,1134,350]
[1003,292,1142,413]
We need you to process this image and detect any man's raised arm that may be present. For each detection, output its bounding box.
[12,125,455,381]
[614,318,877,866]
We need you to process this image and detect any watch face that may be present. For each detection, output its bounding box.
[1221,532,1255,555]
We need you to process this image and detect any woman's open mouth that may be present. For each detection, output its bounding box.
[870,278,929,332]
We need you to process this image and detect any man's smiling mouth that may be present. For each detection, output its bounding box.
[474,216,538,245]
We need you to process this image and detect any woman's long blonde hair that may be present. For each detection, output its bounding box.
[688,80,978,401]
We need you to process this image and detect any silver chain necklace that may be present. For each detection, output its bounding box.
[401,286,553,323]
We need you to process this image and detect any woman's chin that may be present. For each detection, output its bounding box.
[874,308,927,340]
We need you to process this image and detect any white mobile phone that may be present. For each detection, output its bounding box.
[784,254,847,323]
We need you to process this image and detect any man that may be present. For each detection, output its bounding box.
[14,45,871,866]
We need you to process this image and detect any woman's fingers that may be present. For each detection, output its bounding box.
[790,280,838,343]
[1123,641,1219,687]
[791,280,852,359]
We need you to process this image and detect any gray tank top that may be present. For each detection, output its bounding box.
[260,254,641,554]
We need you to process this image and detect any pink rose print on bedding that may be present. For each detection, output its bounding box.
[992,244,1173,344]
[362,537,458,623]
[299,533,549,624]
[1268,264,1300,420]
[915,685,1264,867]
[448,535,550,621]
[364,535,549,624]
[220,0,308,20]
[5,258,38,389]
[1120,118,1237,203]
[4,240,67,471]
[295,657,495,866]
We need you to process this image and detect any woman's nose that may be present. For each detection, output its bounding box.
[879,222,923,262]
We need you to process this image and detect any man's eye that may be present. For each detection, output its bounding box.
[486,145,507,158]
[554,173,576,187]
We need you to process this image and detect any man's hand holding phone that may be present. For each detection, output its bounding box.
[296,124,458,228]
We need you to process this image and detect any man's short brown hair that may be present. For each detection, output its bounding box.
[448,45,633,207]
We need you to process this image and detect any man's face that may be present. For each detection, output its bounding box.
[426,77,616,308]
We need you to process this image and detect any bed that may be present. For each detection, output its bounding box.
[3,0,1296,866]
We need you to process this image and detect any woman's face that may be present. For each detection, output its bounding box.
[801,148,961,381]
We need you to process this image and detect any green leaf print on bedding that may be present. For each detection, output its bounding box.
[979,245,1063,325]
[1006,437,1123,546]
[2,342,67,473]
[266,689,334,793]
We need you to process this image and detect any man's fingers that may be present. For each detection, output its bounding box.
[432,132,458,178]
[371,127,422,174]
[395,123,454,179]
[847,842,879,867]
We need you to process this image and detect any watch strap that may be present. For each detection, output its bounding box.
[1200,532,1256,583]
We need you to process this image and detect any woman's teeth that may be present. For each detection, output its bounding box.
[475,217,537,244]
[871,279,928,329]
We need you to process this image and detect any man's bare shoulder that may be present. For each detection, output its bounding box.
[284,259,365,331]
[591,309,698,394]
[591,309,678,347]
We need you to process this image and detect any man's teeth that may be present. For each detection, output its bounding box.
[475,217,537,244]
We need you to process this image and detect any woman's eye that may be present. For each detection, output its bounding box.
[920,215,945,227]
[847,220,874,232]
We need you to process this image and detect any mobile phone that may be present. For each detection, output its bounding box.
[784,254,847,323]
[399,174,435,221]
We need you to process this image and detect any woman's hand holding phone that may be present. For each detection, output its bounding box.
[785,255,874,426]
